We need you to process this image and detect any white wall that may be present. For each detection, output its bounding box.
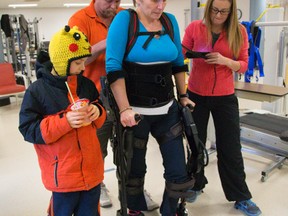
[237,0,250,21]
[165,0,190,39]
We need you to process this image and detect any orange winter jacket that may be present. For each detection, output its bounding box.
[35,120,105,192]
[19,65,106,192]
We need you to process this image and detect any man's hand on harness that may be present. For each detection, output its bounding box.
[119,107,142,127]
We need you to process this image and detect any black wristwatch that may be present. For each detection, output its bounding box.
[179,93,189,98]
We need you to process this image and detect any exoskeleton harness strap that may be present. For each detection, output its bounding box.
[181,105,208,176]
[123,10,175,107]
[101,77,129,216]
[124,61,175,107]
[241,20,264,82]
[126,8,174,55]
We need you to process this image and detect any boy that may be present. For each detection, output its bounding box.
[19,25,106,216]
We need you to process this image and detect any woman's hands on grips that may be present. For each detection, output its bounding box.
[180,97,195,111]
[119,108,141,127]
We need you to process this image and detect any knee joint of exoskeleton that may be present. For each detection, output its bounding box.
[133,137,147,149]
[165,179,195,199]
[155,121,183,145]
[126,177,145,195]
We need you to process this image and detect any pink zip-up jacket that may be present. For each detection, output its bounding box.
[182,20,248,96]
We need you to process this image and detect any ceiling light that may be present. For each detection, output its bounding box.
[63,3,134,8]
[8,4,38,8]
[121,3,134,7]
[64,3,89,7]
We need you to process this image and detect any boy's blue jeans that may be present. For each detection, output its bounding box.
[52,184,100,216]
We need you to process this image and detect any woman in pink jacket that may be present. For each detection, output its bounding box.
[182,0,261,216]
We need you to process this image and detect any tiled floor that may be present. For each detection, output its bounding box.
[0,99,287,216]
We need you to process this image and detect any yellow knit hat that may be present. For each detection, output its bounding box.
[49,25,91,76]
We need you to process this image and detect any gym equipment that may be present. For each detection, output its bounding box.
[1,14,41,87]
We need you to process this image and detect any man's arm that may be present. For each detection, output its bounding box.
[85,39,106,65]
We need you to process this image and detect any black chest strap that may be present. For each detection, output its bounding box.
[126,9,174,54]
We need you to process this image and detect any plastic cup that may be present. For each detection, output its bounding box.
[69,98,91,126]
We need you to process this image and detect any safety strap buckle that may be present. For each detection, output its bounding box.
[155,74,167,87]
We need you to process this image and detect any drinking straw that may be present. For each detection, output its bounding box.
[65,81,76,105]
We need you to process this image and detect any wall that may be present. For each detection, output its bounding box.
[237,0,250,21]
[165,0,190,38]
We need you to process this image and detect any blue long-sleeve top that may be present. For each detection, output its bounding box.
[106,10,186,76]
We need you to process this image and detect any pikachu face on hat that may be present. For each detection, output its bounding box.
[49,25,91,76]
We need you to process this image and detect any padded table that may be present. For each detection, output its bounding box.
[240,113,288,181]
[235,81,288,102]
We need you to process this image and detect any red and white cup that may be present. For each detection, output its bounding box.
[69,98,91,126]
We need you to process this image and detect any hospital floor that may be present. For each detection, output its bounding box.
[0,99,287,216]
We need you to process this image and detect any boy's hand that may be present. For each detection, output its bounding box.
[87,104,100,122]
[66,110,87,128]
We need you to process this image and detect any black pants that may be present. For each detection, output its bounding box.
[187,90,252,202]
[127,100,191,215]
